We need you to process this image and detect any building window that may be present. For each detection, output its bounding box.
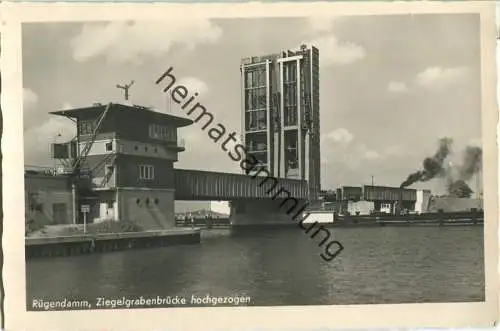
[78,119,97,135]
[139,165,155,180]
[245,68,266,88]
[284,107,297,126]
[246,112,258,131]
[245,90,255,109]
[257,110,266,130]
[105,141,113,151]
[245,87,266,111]
[148,124,175,142]
[283,62,297,83]
[257,95,266,109]
[245,71,253,87]
[283,84,297,107]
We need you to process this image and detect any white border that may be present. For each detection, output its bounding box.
[1,2,498,330]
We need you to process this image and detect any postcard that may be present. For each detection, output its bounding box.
[0,1,498,330]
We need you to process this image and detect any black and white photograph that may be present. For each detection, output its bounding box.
[1,1,498,330]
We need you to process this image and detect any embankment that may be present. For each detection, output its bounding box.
[174,211,483,229]
[26,228,201,259]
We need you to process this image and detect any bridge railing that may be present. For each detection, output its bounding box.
[174,168,309,200]
[25,165,58,176]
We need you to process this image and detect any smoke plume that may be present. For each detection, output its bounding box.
[446,146,482,198]
[458,146,482,181]
[447,179,474,198]
[400,137,483,198]
[400,137,452,188]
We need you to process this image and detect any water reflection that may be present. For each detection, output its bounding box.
[27,226,485,307]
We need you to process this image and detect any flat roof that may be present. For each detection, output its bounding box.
[240,45,318,65]
[362,185,417,191]
[339,185,418,192]
[50,103,193,128]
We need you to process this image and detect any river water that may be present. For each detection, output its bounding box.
[26,225,484,309]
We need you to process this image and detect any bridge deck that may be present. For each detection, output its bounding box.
[174,169,309,200]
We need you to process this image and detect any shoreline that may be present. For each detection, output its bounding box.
[176,211,485,229]
[26,211,483,259]
[25,228,201,259]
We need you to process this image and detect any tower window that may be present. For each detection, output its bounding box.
[78,119,97,135]
[149,124,174,142]
[105,141,113,151]
[139,165,155,180]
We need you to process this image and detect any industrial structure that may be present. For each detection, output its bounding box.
[328,185,433,215]
[25,169,75,227]
[330,185,483,215]
[25,102,309,231]
[240,44,321,200]
[175,201,230,215]
[26,103,193,230]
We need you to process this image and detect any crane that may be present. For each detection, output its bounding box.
[72,103,112,172]
[67,102,113,224]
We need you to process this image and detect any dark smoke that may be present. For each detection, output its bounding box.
[445,145,482,198]
[400,137,453,188]
[399,137,483,198]
[458,146,482,181]
[447,179,474,198]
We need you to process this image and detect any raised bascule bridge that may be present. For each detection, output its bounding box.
[26,103,309,231]
[174,168,308,226]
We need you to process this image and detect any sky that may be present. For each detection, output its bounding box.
[22,13,484,194]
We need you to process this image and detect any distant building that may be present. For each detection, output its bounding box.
[415,189,432,214]
[333,185,430,215]
[175,201,230,215]
[240,45,321,200]
[25,170,74,227]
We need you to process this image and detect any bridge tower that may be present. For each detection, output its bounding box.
[50,103,192,230]
[240,45,321,201]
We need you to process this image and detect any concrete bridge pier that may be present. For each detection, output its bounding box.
[229,198,307,228]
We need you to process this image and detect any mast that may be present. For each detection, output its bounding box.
[116,80,135,101]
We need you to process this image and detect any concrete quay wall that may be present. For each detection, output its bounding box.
[25,229,201,259]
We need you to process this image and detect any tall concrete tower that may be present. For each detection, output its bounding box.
[240,45,321,200]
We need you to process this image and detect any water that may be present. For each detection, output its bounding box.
[26,225,485,308]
